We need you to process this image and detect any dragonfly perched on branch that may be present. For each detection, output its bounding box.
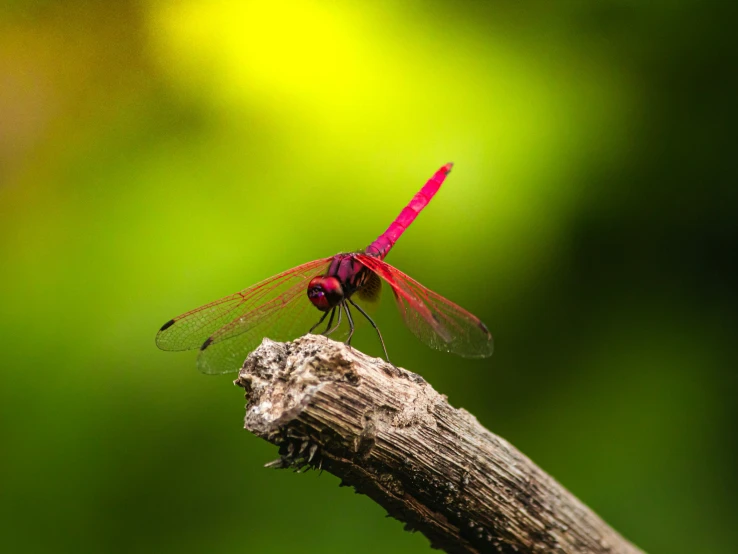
[157,163,493,374]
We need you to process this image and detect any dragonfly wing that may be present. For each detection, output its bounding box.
[196,275,331,374]
[354,254,493,358]
[156,257,332,355]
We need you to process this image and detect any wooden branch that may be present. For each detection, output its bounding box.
[234,335,642,554]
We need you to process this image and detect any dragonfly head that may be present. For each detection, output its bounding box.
[307,276,344,311]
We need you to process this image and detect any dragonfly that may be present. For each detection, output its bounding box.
[156,163,493,374]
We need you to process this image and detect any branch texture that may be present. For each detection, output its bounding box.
[234,335,641,554]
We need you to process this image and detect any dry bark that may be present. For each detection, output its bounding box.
[234,335,642,554]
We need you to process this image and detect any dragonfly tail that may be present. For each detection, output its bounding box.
[365,163,453,259]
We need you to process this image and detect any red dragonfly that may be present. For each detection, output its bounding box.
[156,163,493,374]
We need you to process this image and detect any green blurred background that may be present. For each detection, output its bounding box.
[1,1,736,552]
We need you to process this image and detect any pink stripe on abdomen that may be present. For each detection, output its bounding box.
[365,163,453,259]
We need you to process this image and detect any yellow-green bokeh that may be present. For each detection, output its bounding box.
[1,2,735,553]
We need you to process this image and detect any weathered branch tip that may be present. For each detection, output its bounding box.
[234,335,641,554]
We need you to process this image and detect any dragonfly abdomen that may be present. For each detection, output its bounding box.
[366,163,453,259]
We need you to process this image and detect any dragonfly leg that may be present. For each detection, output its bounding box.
[309,309,330,334]
[320,307,336,334]
[324,305,343,336]
[348,298,391,363]
[343,301,355,346]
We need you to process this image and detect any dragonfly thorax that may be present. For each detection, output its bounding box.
[307,276,344,311]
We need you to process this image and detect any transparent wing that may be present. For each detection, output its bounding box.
[199,293,365,374]
[355,254,493,358]
[197,275,333,374]
[156,258,332,371]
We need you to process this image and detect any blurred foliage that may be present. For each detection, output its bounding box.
[1,1,736,553]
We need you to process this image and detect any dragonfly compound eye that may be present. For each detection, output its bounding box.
[307,276,344,311]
